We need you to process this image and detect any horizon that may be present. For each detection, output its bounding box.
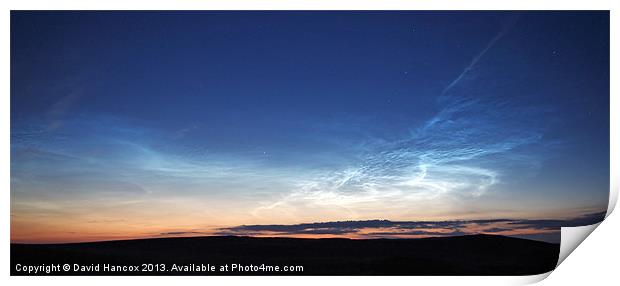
[11,11,609,244]
[11,211,605,244]
[10,233,559,246]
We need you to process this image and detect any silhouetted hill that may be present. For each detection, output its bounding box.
[11,234,559,275]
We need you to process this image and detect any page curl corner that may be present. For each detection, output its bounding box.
[556,222,602,267]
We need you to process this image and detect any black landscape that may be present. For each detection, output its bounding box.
[11,234,559,275]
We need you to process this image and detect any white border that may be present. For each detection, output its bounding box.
[2,1,617,285]
[0,0,615,11]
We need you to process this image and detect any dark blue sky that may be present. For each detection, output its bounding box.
[10,11,609,241]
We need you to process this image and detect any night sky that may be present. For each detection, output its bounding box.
[11,11,609,243]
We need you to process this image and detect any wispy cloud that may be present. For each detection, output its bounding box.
[442,15,519,96]
[249,15,552,219]
[46,91,82,131]
[506,212,606,230]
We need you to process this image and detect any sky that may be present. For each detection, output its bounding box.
[10,11,609,243]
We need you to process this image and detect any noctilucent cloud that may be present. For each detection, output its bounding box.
[11,11,609,243]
